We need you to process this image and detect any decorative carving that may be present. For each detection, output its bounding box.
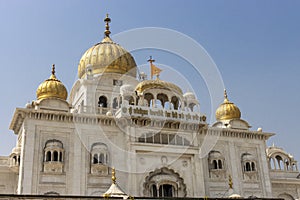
[209,169,226,179]
[161,156,168,165]
[91,164,109,175]
[182,160,188,168]
[43,162,63,173]
[243,171,258,181]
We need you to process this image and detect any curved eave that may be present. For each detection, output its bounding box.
[9,108,26,135]
[208,127,275,140]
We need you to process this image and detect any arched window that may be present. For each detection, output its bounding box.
[242,153,257,172]
[208,150,225,174]
[9,148,21,168]
[90,143,109,175]
[208,151,226,179]
[241,153,258,180]
[43,139,64,173]
[98,96,108,107]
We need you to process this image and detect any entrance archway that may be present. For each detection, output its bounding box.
[143,167,187,197]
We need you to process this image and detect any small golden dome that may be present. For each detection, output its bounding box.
[77,14,137,79]
[36,65,68,101]
[135,77,183,95]
[215,90,241,121]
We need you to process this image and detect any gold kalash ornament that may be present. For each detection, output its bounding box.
[215,90,241,121]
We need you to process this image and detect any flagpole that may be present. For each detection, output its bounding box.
[147,56,155,79]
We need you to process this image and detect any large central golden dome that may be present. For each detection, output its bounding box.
[77,14,137,79]
[215,90,241,121]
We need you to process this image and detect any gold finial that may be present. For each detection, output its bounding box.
[112,167,116,184]
[50,64,57,79]
[104,13,111,37]
[229,175,233,189]
[52,64,56,75]
[224,89,228,99]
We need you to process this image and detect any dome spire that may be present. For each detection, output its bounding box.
[52,64,55,75]
[50,64,57,79]
[104,13,111,38]
[224,89,229,103]
[112,167,116,184]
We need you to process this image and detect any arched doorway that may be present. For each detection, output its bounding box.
[143,167,187,197]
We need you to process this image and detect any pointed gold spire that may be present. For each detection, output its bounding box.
[112,167,116,184]
[224,89,228,99]
[224,89,230,103]
[50,64,57,79]
[52,64,55,75]
[104,13,111,38]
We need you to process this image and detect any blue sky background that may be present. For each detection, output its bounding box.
[0,1,299,162]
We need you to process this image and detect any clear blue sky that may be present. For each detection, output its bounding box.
[0,1,299,162]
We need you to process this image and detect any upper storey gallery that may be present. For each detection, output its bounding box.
[13,14,255,130]
[27,14,205,125]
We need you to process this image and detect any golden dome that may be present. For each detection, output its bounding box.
[77,14,137,79]
[36,65,68,101]
[215,90,241,121]
[135,77,183,95]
